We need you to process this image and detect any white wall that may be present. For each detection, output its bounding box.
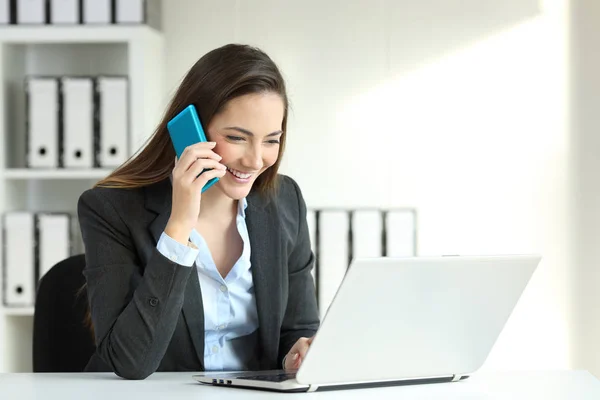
[164,0,577,373]
[570,0,600,378]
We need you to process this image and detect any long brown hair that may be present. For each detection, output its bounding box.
[82,44,290,339]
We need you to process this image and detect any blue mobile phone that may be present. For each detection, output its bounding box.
[167,105,219,193]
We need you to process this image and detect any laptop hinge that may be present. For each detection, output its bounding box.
[451,374,462,382]
[307,385,319,392]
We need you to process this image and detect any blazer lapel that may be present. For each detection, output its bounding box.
[181,266,206,367]
[144,179,206,368]
[246,193,282,369]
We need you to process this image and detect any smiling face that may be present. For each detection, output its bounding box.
[207,92,285,200]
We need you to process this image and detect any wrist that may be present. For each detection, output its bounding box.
[164,220,191,245]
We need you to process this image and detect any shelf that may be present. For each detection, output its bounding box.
[2,169,113,180]
[0,18,165,374]
[2,307,34,316]
[0,25,161,44]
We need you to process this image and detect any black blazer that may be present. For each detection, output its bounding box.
[77,174,320,380]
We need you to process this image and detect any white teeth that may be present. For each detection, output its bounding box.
[227,167,251,179]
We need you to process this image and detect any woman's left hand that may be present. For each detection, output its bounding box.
[283,336,315,371]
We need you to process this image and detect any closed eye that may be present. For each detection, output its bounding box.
[227,135,280,145]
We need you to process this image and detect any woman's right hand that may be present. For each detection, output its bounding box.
[164,142,227,245]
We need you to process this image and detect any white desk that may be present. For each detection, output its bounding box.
[1,371,599,399]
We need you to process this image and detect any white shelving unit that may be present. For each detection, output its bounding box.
[0,26,166,373]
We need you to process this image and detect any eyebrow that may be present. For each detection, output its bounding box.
[224,126,283,137]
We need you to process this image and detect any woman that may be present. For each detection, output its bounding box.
[77,44,320,380]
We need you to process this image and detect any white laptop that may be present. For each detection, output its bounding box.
[193,254,541,392]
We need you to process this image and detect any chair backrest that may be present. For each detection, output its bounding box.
[33,254,96,372]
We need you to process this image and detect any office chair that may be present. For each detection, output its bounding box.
[33,254,96,372]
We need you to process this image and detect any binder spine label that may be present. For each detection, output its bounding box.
[93,77,101,168]
[24,78,31,167]
[33,213,40,287]
[2,214,7,305]
[57,77,64,167]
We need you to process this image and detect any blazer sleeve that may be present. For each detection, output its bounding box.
[278,178,320,364]
[78,188,193,380]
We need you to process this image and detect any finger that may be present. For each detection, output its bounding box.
[174,153,219,178]
[286,352,300,371]
[296,341,311,361]
[176,144,221,172]
[192,167,226,190]
[283,354,292,371]
[307,336,315,345]
[182,142,220,165]
[188,163,226,187]
[181,150,222,173]
[187,141,217,151]
[181,141,216,157]
[190,145,222,163]
[185,159,225,183]
[173,150,197,176]
[178,142,215,165]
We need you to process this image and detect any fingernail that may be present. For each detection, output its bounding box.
[209,142,216,146]
[293,353,299,360]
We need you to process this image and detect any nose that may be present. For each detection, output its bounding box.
[243,144,263,171]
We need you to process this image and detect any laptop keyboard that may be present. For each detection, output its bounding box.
[237,372,297,383]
